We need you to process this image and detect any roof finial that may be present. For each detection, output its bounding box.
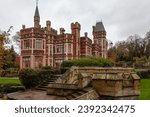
[36,0,39,6]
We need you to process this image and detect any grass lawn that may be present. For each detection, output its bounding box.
[139,78,150,100]
[0,77,21,85]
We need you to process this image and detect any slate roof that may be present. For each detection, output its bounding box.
[34,6,40,18]
[93,22,106,32]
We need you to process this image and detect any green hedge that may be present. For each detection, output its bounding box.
[0,68,19,77]
[61,57,114,73]
[136,70,150,79]
[0,83,25,94]
[19,68,53,89]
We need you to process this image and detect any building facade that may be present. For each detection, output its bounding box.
[20,4,108,69]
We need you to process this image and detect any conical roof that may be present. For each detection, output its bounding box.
[34,6,40,18]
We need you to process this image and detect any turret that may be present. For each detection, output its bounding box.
[71,22,81,34]
[71,22,81,59]
[92,21,107,58]
[93,21,106,38]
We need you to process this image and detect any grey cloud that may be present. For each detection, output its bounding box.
[0,0,150,44]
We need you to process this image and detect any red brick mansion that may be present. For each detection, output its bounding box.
[20,4,108,69]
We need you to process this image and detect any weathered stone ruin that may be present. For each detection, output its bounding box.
[47,67,140,100]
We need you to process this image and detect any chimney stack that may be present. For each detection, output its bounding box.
[60,28,65,34]
[22,25,26,29]
[46,20,51,30]
[85,32,88,37]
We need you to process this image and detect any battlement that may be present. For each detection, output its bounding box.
[71,22,81,30]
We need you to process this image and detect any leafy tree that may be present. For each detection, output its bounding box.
[3,45,18,70]
[0,26,13,70]
[12,32,20,52]
[108,31,150,63]
[0,35,5,69]
[145,31,150,58]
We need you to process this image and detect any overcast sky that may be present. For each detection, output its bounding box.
[0,0,150,44]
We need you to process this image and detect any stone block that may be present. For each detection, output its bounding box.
[47,83,80,96]
[91,67,140,99]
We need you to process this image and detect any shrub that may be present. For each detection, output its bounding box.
[0,93,3,98]
[7,86,25,93]
[5,68,19,77]
[61,57,114,73]
[19,68,53,89]
[61,61,74,68]
[89,57,114,67]
[0,68,19,77]
[136,70,150,79]
[38,69,53,83]
[73,58,101,67]
[41,66,52,70]
[0,83,25,94]
[0,69,5,77]
[60,61,74,73]
[19,69,39,88]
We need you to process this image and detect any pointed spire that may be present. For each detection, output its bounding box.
[34,0,40,18]
[36,0,38,6]
[34,0,40,28]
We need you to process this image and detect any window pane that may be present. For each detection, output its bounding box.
[35,39,42,49]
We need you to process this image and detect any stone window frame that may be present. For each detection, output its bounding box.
[68,43,72,53]
[55,45,63,54]
[23,39,30,49]
[35,39,43,49]
[22,56,31,68]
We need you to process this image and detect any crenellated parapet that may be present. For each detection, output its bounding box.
[71,22,81,30]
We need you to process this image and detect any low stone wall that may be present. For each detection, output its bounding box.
[47,67,140,100]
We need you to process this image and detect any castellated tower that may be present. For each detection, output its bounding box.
[71,22,81,59]
[92,22,107,58]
